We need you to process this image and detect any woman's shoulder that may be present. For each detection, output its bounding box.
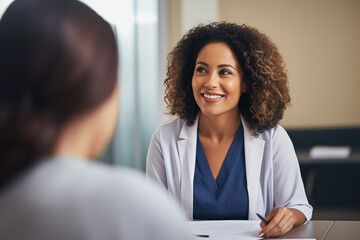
[241,115,288,141]
[158,117,186,131]
[256,124,289,142]
[0,157,192,240]
[76,161,193,239]
[153,117,187,139]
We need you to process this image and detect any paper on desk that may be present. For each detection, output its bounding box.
[188,220,315,240]
[309,146,351,159]
[188,220,262,240]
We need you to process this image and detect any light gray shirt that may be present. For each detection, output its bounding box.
[0,156,193,240]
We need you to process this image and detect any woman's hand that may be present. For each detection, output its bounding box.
[259,207,306,238]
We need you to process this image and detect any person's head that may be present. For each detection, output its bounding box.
[165,22,290,133]
[0,0,118,187]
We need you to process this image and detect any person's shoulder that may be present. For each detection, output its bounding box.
[0,157,193,240]
[77,161,193,240]
[152,117,186,140]
[256,124,288,141]
[61,158,180,215]
[271,124,289,140]
[60,157,150,193]
[22,156,147,197]
[158,117,186,132]
[241,116,286,141]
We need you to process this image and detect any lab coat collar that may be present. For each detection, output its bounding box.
[179,115,199,140]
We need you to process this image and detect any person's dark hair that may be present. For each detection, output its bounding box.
[0,0,118,189]
[164,22,290,133]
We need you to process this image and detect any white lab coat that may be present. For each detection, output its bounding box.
[146,114,313,221]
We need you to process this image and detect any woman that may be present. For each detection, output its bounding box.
[147,22,313,238]
[0,0,192,239]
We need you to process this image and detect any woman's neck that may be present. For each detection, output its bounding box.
[198,109,241,142]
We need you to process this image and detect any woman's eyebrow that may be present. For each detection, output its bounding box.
[196,62,237,71]
[218,64,237,70]
[196,61,209,66]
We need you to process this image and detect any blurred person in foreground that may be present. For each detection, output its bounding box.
[0,0,193,239]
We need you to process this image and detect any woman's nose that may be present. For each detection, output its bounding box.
[204,72,219,88]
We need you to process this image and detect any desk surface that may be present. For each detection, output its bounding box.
[325,221,360,240]
[264,220,333,240]
[190,220,359,239]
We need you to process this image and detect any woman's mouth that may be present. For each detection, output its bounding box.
[201,93,225,102]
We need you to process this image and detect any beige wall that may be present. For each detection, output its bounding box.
[168,0,360,128]
[168,0,182,50]
[168,0,218,49]
[219,0,360,128]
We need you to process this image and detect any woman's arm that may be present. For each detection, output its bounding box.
[259,126,312,238]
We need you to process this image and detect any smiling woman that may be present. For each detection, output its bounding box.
[146,22,313,238]
[163,22,290,133]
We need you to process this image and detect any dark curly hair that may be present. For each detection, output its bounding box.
[164,22,290,133]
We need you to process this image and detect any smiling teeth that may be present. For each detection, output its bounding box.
[203,94,222,99]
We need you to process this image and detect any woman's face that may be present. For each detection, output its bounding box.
[192,42,245,118]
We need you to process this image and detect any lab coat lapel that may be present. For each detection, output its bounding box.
[241,116,265,220]
[177,115,199,219]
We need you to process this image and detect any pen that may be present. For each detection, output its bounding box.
[194,234,210,238]
[256,213,269,225]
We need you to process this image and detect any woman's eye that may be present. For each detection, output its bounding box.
[220,69,232,75]
[196,67,206,73]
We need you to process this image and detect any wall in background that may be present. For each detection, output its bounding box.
[169,0,360,129]
[219,0,360,128]
[74,0,161,169]
[168,0,218,49]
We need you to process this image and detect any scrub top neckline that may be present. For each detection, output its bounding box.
[196,123,244,190]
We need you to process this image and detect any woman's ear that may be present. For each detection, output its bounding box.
[241,74,247,93]
[242,83,247,93]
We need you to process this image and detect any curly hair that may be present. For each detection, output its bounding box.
[164,22,290,133]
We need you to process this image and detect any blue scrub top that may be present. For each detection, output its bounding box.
[193,124,249,220]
